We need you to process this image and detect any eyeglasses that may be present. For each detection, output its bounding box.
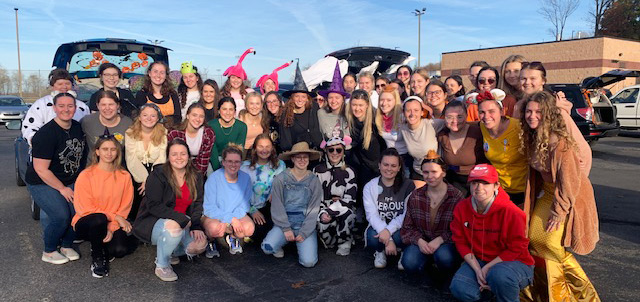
[426,90,444,96]
[375,84,386,88]
[224,160,242,165]
[102,73,119,78]
[327,147,343,154]
[478,78,496,85]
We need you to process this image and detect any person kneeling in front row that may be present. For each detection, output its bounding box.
[449,164,534,302]
[133,138,207,282]
[261,142,323,268]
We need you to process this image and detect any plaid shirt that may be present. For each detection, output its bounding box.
[401,183,464,245]
[167,127,215,175]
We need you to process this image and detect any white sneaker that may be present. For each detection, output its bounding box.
[273,249,285,258]
[42,251,70,265]
[336,240,351,256]
[374,251,387,268]
[397,252,405,271]
[227,236,243,255]
[60,247,80,261]
[170,256,180,265]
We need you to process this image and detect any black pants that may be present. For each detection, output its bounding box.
[252,205,273,242]
[74,213,134,259]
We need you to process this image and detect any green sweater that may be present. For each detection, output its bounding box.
[208,118,247,170]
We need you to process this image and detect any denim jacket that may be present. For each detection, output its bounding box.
[270,169,322,240]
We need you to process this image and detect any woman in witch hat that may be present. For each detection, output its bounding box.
[317,61,351,141]
[279,61,323,151]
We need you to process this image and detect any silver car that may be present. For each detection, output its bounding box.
[0,95,29,126]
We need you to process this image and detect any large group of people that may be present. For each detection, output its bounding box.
[21,48,600,302]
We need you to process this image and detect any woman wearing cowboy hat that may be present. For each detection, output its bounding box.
[261,142,323,267]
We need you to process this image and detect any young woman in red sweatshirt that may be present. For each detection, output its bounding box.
[449,164,534,302]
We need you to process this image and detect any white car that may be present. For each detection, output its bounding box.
[611,84,640,129]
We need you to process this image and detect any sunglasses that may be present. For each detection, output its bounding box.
[375,84,386,88]
[478,78,496,85]
[398,71,410,76]
[327,147,343,154]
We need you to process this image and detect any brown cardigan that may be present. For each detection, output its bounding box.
[524,139,599,255]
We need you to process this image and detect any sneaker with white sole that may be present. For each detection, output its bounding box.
[227,236,243,255]
[91,257,109,278]
[336,241,351,256]
[170,256,180,265]
[205,242,220,258]
[60,247,80,261]
[397,252,405,271]
[42,251,69,265]
[374,251,387,268]
[273,249,285,258]
[155,266,178,282]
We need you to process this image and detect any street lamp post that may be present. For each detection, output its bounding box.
[413,8,426,68]
[14,8,22,98]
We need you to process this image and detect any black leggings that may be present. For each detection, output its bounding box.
[74,213,134,259]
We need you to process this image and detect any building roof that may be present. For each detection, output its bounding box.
[442,36,640,55]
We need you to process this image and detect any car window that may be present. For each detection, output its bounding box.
[0,97,24,106]
[611,88,639,104]
[550,86,587,108]
[68,51,154,77]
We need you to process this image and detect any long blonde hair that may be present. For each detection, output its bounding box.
[518,91,576,171]
[238,92,269,131]
[499,55,527,96]
[347,89,374,150]
[89,136,125,170]
[126,106,167,146]
[375,87,402,134]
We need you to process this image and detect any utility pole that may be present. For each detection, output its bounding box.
[413,8,426,68]
[15,8,22,97]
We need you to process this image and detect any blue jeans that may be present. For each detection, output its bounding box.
[401,242,461,275]
[27,183,76,252]
[261,226,318,268]
[364,226,404,252]
[150,219,194,268]
[450,260,533,302]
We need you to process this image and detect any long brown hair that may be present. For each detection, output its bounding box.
[177,103,206,132]
[89,136,125,170]
[248,133,280,169]
[163,138,198,200]
[202,79,220,117]
[238,92,269,132]
[126,106,167,145]
[142,62,176,96]
[178,67,204,109]
[282,93,312,128]
[518,91,576,171]
[264,91,283,120]
[221,77,250,99]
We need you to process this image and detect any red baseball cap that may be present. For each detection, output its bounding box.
[467,164,500,184]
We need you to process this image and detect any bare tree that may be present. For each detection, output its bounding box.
[588,0,614,36]
[25,74,46,96]
[539,0,581,41]
[0,65,10,94]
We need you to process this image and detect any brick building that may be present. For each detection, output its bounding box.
[441,36,640,94]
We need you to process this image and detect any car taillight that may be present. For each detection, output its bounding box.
[576,107,592,121]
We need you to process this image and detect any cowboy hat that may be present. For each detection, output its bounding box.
[279,142,322,161]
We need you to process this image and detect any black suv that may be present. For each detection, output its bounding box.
[547,70,640,145]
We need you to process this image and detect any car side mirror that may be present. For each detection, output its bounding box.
[5,120,21,130]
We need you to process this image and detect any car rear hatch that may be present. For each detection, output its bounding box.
[582,70,640,126]
[52,38,171,101]
[326,47,411,75]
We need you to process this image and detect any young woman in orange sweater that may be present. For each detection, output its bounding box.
[72,136,134,278]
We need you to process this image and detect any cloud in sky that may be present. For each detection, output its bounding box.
[0,0,593,83]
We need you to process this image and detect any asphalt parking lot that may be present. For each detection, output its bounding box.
[1,128,638,302]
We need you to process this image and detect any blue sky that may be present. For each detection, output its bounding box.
[0,0,594,83]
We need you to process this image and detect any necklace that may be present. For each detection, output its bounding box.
[220,119,235,136]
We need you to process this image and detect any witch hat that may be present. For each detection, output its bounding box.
[282,60,316,99]
[256,60,293,94]
[223,48,255,80]
[318,61,350,99]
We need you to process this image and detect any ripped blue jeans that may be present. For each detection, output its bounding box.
[151,218,193,268]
